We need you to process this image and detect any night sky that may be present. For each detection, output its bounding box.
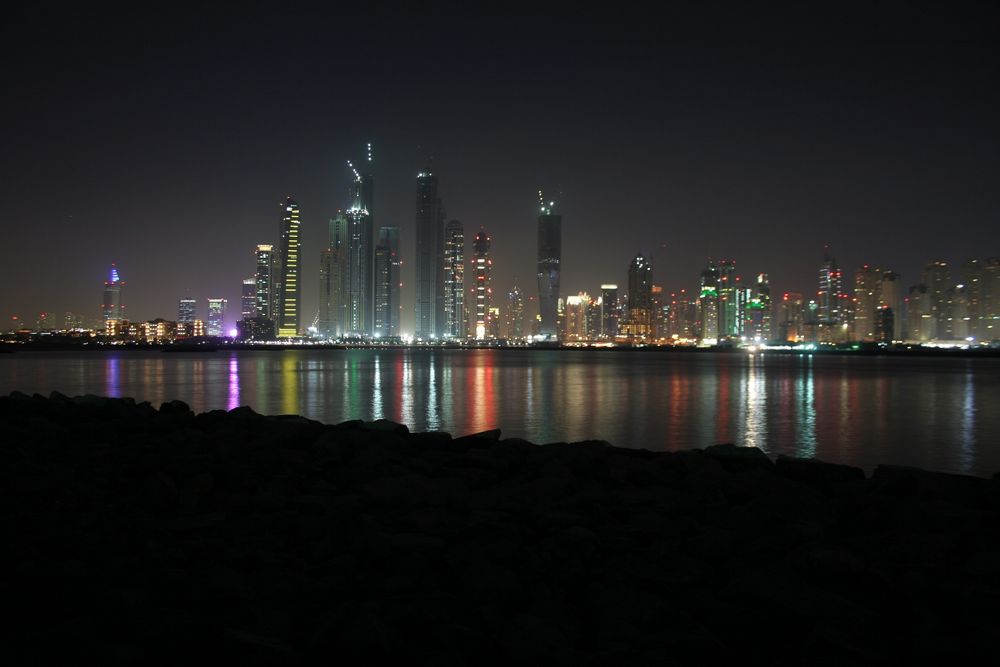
[2,1,997,330]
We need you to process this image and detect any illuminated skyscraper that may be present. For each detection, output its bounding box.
[880,271,902,341]
[374,226,400,337]
[344,169,373,336]
[698,262,719,344]
[472,228,492,340]
[536,196,562,339]
[852,265,881,341]
[622,253,653,339]
[319,213,348,338]
[716,260,738,338]
[778,292,804,342]
[960,259,983,339]
[506,283,525,340]
[414,169,445,338]
[207,298,227,336]
[745,273,772,342]
[177,297,196,325]
[276,197,301,337]
[241,278,256,319]
[600,284,619,338]
[817,246,844,326]
[922,260,951,339]
[254,244,275,321]
[905,284,933,342]
[444,220,465,338]
[983,257,1000,340]
[101,264,124,324]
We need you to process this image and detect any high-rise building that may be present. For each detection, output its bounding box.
[319,213,348,338]
[621,253,653,339]
[600,284,619,339]
[982,257,1000,341]
[472,228,492,340]
[716,260,738,338]
[905,284,933,342]
[444,220,465,338]
[745,273,772,342]
[817,246,844,327]
[922,260,951,340]
[241,278,256,319]
[666,289,698,341]
[374,226,400,338]
[852,265,880,341]
[506,284,525,340]
[564,293,591,341]
[207,298,227,336]
[254,244,275,322]
[414,170,445,338]
[178,297,196,325]
[101,264,125,325]
[879,271,902,341]
[276,197,301,337]
[536,197,562,339]
[698,262,719,344]
[778,292,804,342]
[960,259,983,339]
[343,170,374,336]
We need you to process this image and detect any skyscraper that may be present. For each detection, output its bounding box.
[818,246,846,340]
[852,265,881,341]
[622,253,652,338]
[101,264,124,324]
[698,262,719,344]
[506,283,525,340]
[414,170,445,338]
[344,169,374,336]
[536,196,561,339]
[319,213,348,338]
[880,271,903,341]
[276,197,301,338]
[472,228,492,340]
[207,298,227,336]
[600,284,619,338]
[922,260,951,340]
[746,273,772,342]
[716,260,738,338]
[177,297,196,325]
[444,220,465,338]
[374,226,400,338]
[254,244,274,322]
[241,278,256,319]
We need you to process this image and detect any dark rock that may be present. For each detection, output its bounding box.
[703,443,775,472]
[776,455,865,492]
[364,419,410,435]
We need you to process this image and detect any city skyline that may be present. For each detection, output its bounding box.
[1,4,998,326]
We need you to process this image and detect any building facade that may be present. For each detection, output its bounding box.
[536,199,562,339]
[276,198,301,337]
[444,220,465,338]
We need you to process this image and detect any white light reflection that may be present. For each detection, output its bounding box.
[796,356,817,458]
[959,368,975,472]
[744,354,767,450]
[371,354,384,420]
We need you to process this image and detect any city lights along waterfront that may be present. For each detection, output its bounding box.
[2,348,998,478]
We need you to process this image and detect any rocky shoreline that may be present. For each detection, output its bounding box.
[3,391,999,665]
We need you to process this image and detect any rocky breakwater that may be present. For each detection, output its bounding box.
[2,391,999,665]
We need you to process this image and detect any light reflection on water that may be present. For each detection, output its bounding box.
[2,349,999,477]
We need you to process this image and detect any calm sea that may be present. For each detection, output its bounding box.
[2,349,998,477]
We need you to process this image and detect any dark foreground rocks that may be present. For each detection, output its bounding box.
[2,392,999,665]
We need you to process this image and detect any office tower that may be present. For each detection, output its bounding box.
[983,257,1000,341]
[622,253,652,338]
[506,284,525,340]
[319,213,348,338]
[716,260,738,338]
[879,271,902,341]
[817,247,844,325]
[922,260,951,339]
[276,197,301,337]
[536,196,562,339]
[414,169,445,338]
[207,298,227,336]
[875,306,894,343]
[472,228,492,339]
[374,226,400,337]
[254,244,274,322]
[444,220,465,338]
[666,290,698,340]
[852,265,880,341]
[600,284,619,338]
[564,293,591,341]
[101,264,124,324]
[745,273,772,342]
[241,278,256,319]
[651,285,665,339]
[698,262,719,344]
[778,292,804,342]
[488,307,501,339]
[735,282,752,338]
[905,284,932,342]
[177,298,196,325]
[343,169,374,336]
[960,259,983,339]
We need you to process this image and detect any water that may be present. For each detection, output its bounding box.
[2,349,999,477]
